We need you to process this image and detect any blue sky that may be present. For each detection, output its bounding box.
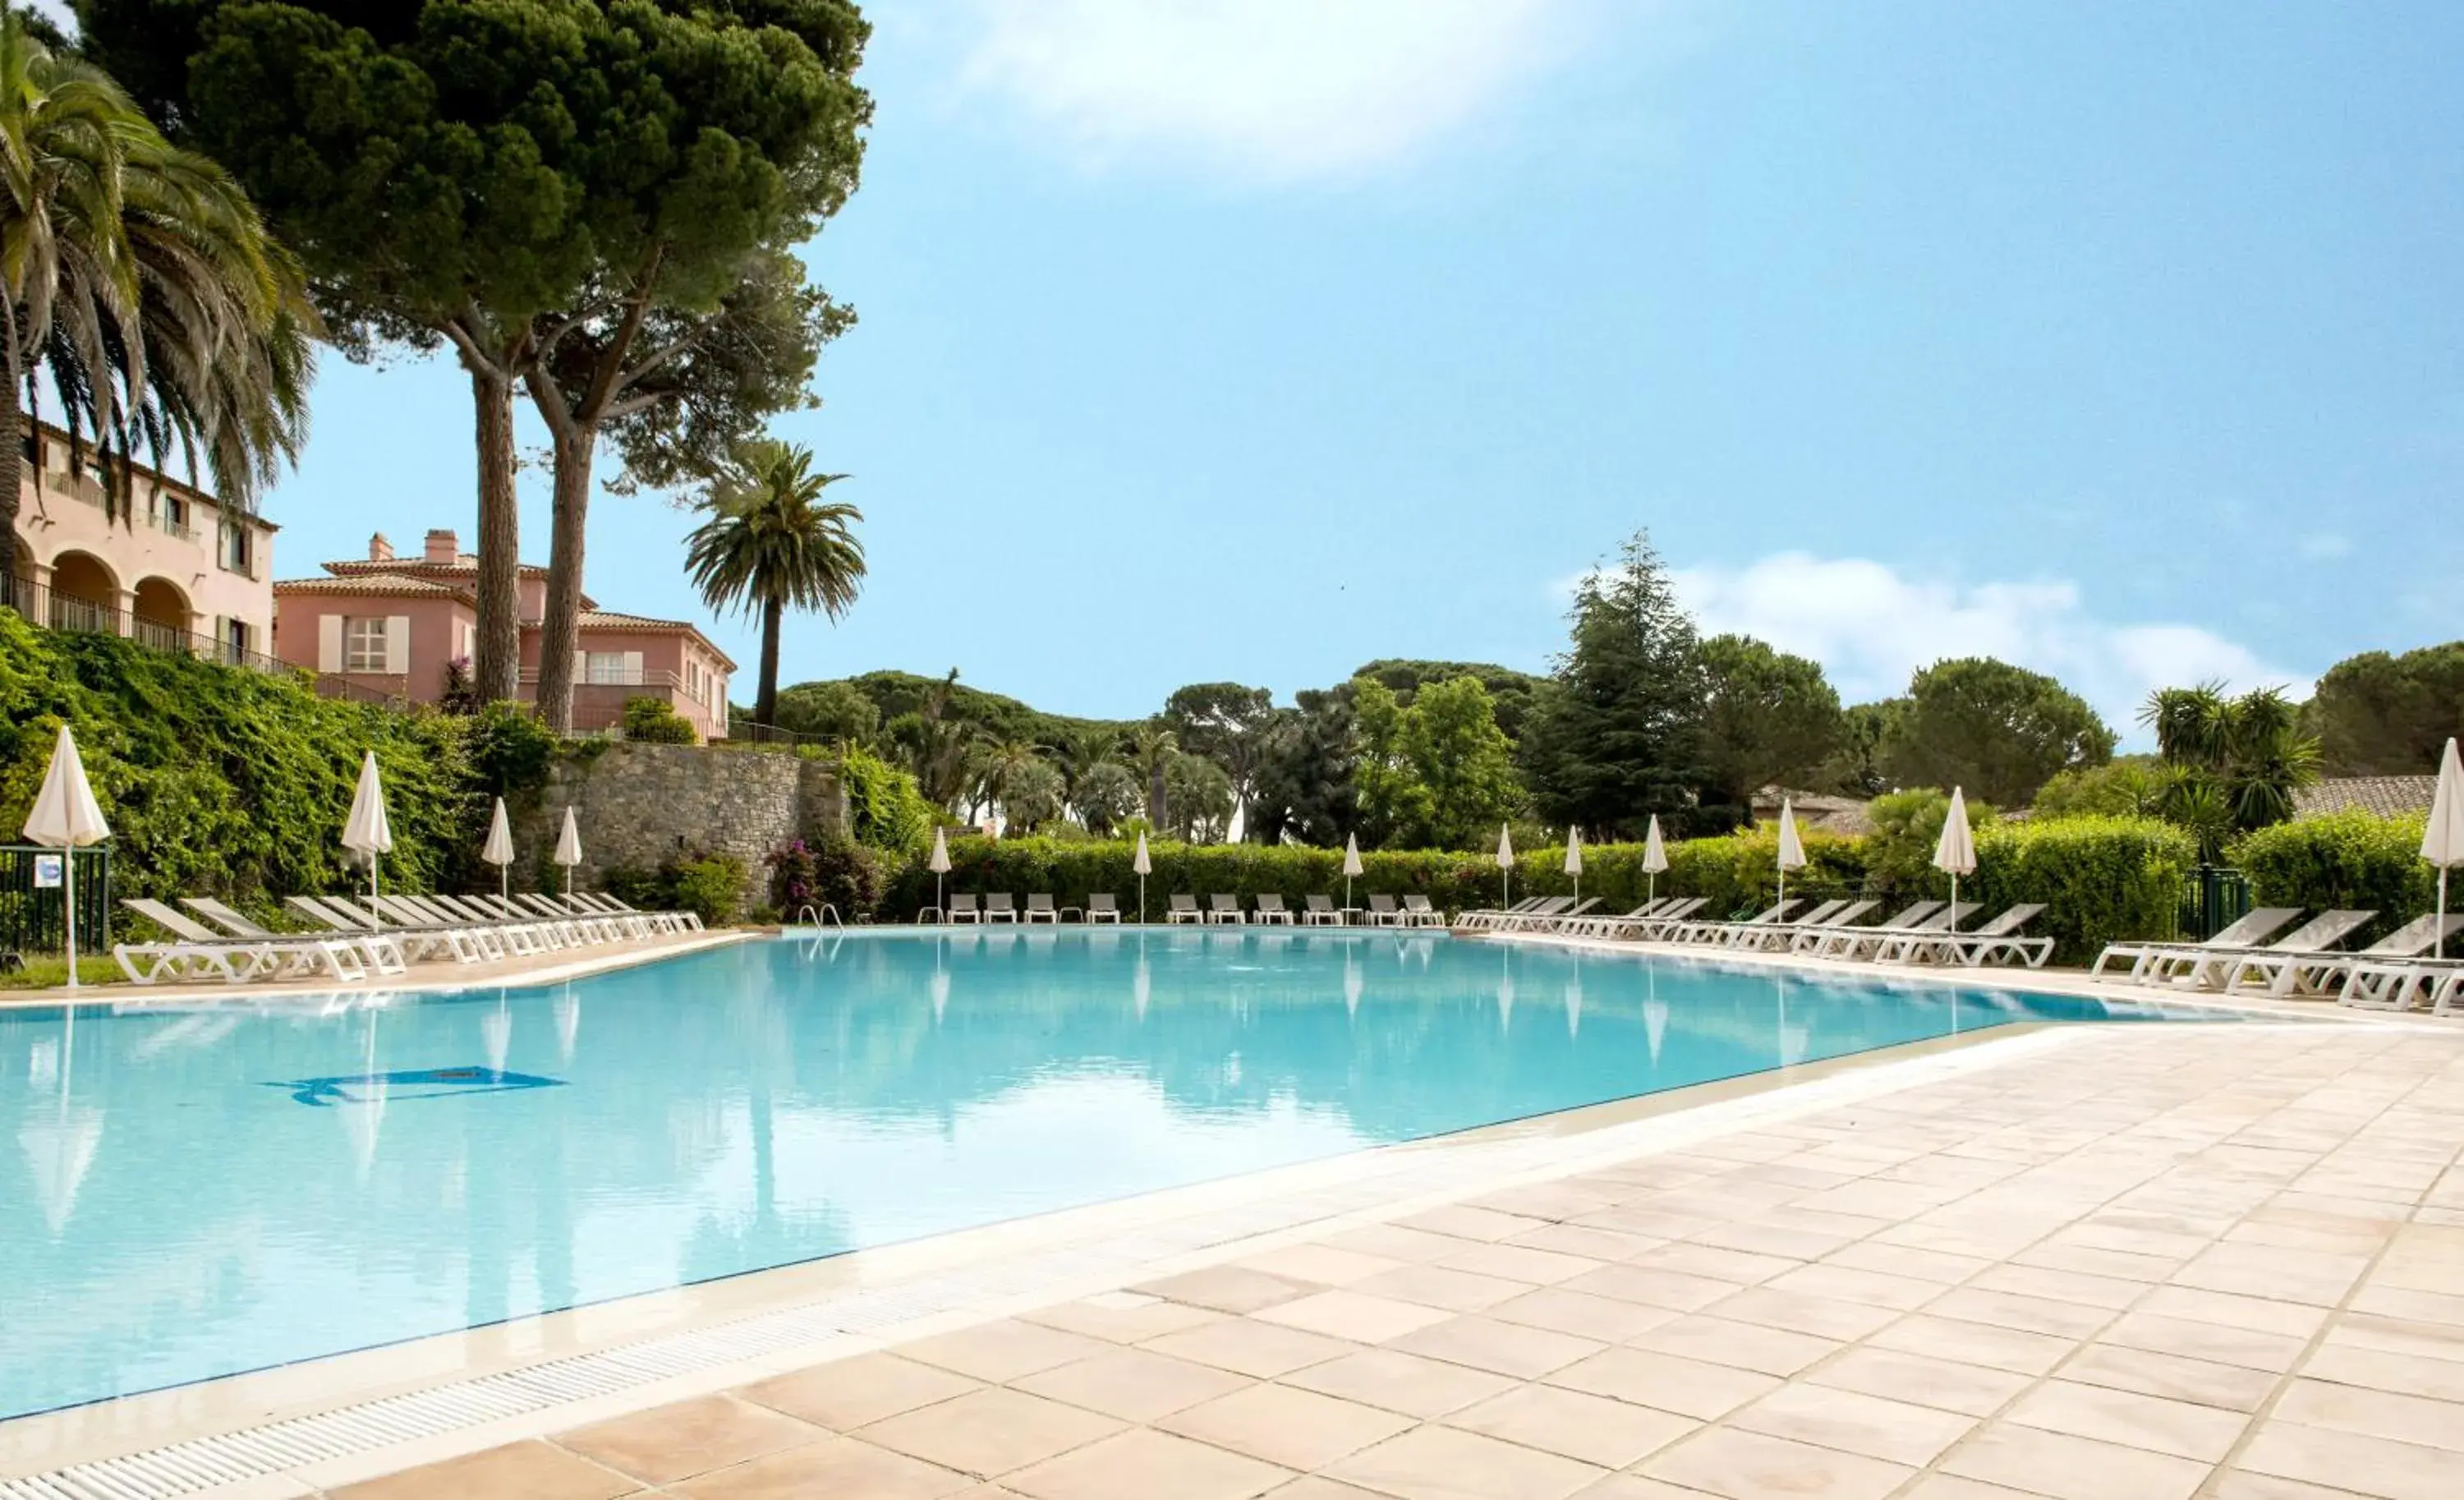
[238,0,2462,733]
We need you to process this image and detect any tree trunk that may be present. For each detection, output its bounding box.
[0,299,24,587]
[469,364,522,704]
[532,426,594,734]
[756,595,783,725]
[1148,764,1167,831]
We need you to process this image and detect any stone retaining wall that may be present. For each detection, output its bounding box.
[518,743,847,888]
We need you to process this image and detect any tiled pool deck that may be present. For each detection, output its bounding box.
[7,941,2462,1500]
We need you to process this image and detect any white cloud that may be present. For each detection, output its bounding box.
[1666,553,2312,738]
[941,0,1593,182]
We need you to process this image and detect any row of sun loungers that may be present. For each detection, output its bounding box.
[2094,907,2464,1010]
[1456,893,2055,969]
[940,892,1447,927]
[114,890,700,985]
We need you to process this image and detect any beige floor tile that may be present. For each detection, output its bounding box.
[1282,1346,1518,1418]
[1806,1346,2031,1417]
[1926,1288,2116,1341]
[1326,1424,1607,1500]
[2207,1473,2386,1500]
[1822,1240,1993,1286]
[2059,1341,2280,1412]
[1970,1263,2150,1311]
[1898,1478,2056,1500]
[1561,1263,1746,1313]
[1689,1218,1859,1261]
[857,1387,1124,1478]
[2321,1309,2464,1366]
[903,1319,1114,1383]
[1545,1347,1782,1420]
[1940,1422,2210,1500]
[1144,1318,1362,1378]
[2236,1421,2460,1500]
[1731,1382,1976,1465]
[2012,1242,2185,1284]
[1322,1223,1486,1263]
[1349,1263,1533,1313]
[1702,1286,1898,1341]
[1387,1314,1606,1378]
[1239,1244,1409,1286]
[1434,1240,1607,1286]
[1486,1287,1683,1343]
[739,1352,981,1430]
[2098,1311,2310,1372]
[1768,1262,1944,1311]
[1629,1314,1837,1377]
[1025,1295,1226,1345]
[1254,1290,1458,1343]
[1010,1347,1253,1423]
[1636,1241,1799,1286]
[1262,1479,1400,1500]
[1508,1223,1668,1263]
[671,1437,974,1500]
[1639,1425,1914,1500]
[1003,1429,1294,1500]
[558,1394,820,1485]
[2271,1378,2464,1455]
[1133,1266,1324,1315]
[2135,1286,2331,1341]
[2003,1379,2248,1462]
[2347,1283,2464,1327]
[327,1441,636,1500]
[1397,1204,1555,1243]
[1159,1383,1415,1470]
[2297,1339,2464,1401]
[1444,1383,1697,1468]
[1567,1476,1723,1500]
[2169,1245,2371,1307]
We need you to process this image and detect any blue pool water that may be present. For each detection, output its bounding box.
[0,930,2206,1419]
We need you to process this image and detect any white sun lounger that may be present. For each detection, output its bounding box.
[1729,898,1855,951]
[1364,894,1407,927]
[1457,897,1547,933]
[1166,894,1203,924]
[1087,893,1124,924]
[2334,916,2464,1010]
[1789,900,1940,955]
[1889,904,2053,967]
[1616,897,1712,941]
[1207,894,1246,925]
[117,897,368,984]
[2091,908,2305,983]
[1303,895,1344,926]
[184,896,409,976]
[1254,894,1298,925]
[2156,909,2374,992]
[1821,903,1977,961]
[1401,894,1449,929]
[1672,900,1800,946]
[1024,894,1060,924]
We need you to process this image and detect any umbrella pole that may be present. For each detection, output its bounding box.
[370,855,381,929]
[1949,873,1958,934]
[2439,869,2449,961]
[62,848,76,991]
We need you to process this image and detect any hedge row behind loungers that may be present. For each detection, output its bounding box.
[885,814,2199,960]
[2235,811,2436,946]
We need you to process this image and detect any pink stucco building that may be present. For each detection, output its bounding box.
[272,530,737,739]
[7,421,279,659]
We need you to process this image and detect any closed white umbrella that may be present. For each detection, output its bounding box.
[1133,830,1152,923]
[342,751,395,927]
[927,826,952,922]
[1641,815,1668,905]
[1496,824,1515,909]
[1774,798,1806,915]
[481,797,516,903]
[553,806,583,896]
[1342,832,1363,918]
[1933,787,1977,936]
[21,726,111,989]
[1564,827,1584,904]
[2425,738,2464,959]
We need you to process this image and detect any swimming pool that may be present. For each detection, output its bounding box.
[0,930,2204,1420]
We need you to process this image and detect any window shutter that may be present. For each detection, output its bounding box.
[385,615,411,676]
[622,651,643,683]
[573,649,586,683]
[317,615,343,673]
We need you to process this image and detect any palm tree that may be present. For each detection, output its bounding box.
[0,16,311,580]
[2140,682,2320,847]
[684,439,865,725]
[1126,723,1178,830]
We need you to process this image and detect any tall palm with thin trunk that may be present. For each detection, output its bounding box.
[0,16,310,581]
[684,439,864,725]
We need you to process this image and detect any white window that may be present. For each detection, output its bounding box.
[584,651,639,685]
[345,618,388,672]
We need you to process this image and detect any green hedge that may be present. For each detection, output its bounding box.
[2235,811,2435,942]
[885,814,2196,963]
[1970,816,2197,959]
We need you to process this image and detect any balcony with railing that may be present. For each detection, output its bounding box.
[514,669,728,738]
[3,571,399,708]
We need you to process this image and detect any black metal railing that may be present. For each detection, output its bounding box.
[2178,864,2252,941]
[0,844,110,955]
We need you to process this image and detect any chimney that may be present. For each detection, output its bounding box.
[369,532,393,562]
[424,528,458,564]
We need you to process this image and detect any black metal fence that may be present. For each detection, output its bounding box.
[2178,863,2252,941]
[0,844,111,956]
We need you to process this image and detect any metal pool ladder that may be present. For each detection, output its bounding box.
[794,904,844,929]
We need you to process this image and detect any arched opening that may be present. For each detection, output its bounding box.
[4,532,34,615]
[131,577,192,650]
[46,551,119,634]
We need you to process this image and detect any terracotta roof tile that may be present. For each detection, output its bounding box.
[273,574,475,605]
[2293,775,2437,821]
